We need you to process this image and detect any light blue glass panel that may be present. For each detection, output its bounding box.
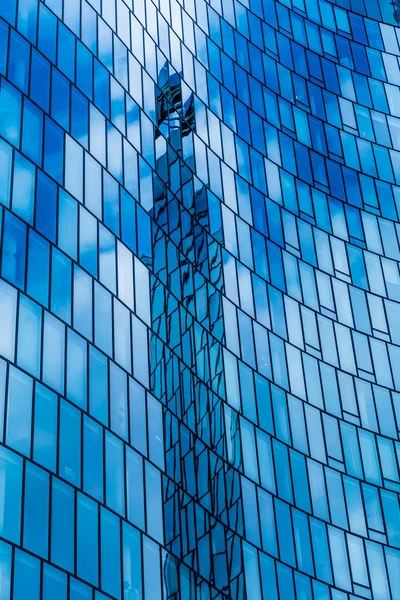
[126,447,145,529]
[105,431,125,515]
[6,366,32,456]
[10,136,34,219]
[77,494,99,586]
[83,415,103,502]
[59,401,81,486]
[17,295,41,377]
[43,565,67,600]
[2,212,26,289]
[13,551,40,600]
[89,346,109,426]
[0,446,22,544]
[27,230,50,307]
[94,282,113,356]
[100,508,122,599]
[143,537,161,600]
[147,394,164,470]
[67,329,88,410]
[0,279,17,361]
[145,462,163,544]
[23,463,49,558]
[0,541,11,600]
[33,383,57,472]
[43,312,65,394]
[0,139,12,208]
[129,378,147,455]
[0,79,21,145]
[110,362,128,440]
[51,479,74,572]
[123,523,143,600]
[22,100,43,165]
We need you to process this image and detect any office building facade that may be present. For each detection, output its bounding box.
[1,0,400,598]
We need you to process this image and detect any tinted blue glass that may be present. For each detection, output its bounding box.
[1,0,400,598]
[23,463,49,558]
[2,212,26,288]
[77,494,98,586]
[27,230,50,306]
[6,367,32,456]
[44,118,64,183]
[12,152,35,223]
[36,171,57,242]
[22,99,43,164]
[0,80,21,146]
[0,446,22,544]
[51,479,75,572]
[43,564,67,600]
[30,50,50,112]
[8,31,30,93]
[13,551,40,600]
[17,294,41,377]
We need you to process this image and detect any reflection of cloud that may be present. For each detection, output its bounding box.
[117,241,134,309]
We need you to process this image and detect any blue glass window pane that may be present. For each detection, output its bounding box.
[67,329,88,410]
[0,446,22,544]
[44,118,64,183]
[59,401,81,486]
[79,207,98,277]
[122,523,142,600]
[77,494,99,586]
[43,312,65,394]
[27,230,50,306]
[0,360,6,441]
[103,171,120,235]
[12,152,35,224]
[43,564,67,600]
[76,42,93,100]
[51,248,72,323]
[36,171,57,242]
[83,416,103,502]
[6,366,32,456]
[0,80,21,146]
[126,447,145,529]
[0,279,17,361]
[143,538,161,600]
[89,346,109,426]
[23,463,49,558]
[73,265,93,340]
[33,383,57,472]
[51,68,70,131]
[110,362,128,439]
[13,551,40,600]
[129,378,147,455]
[58,190,78,260]
[71,87,89,148]
[51,479,75,572]
[100,508,122,599]
[17,295,41,377]
[38,4,56,62]
[0,541,11,600]
[57,23,75,81]
[8,31,30,93]
[70,579,92,600]
[145,463,163,544]
[30,50,50,112]
[22,99,44,167]
[105,431,125,515]
[0,139,12,208]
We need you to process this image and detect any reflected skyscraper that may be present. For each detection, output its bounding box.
[1,0,400,599]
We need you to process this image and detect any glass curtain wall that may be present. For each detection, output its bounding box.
[0,0,400,599]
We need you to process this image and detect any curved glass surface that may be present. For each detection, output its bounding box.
[0,0,400,598]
